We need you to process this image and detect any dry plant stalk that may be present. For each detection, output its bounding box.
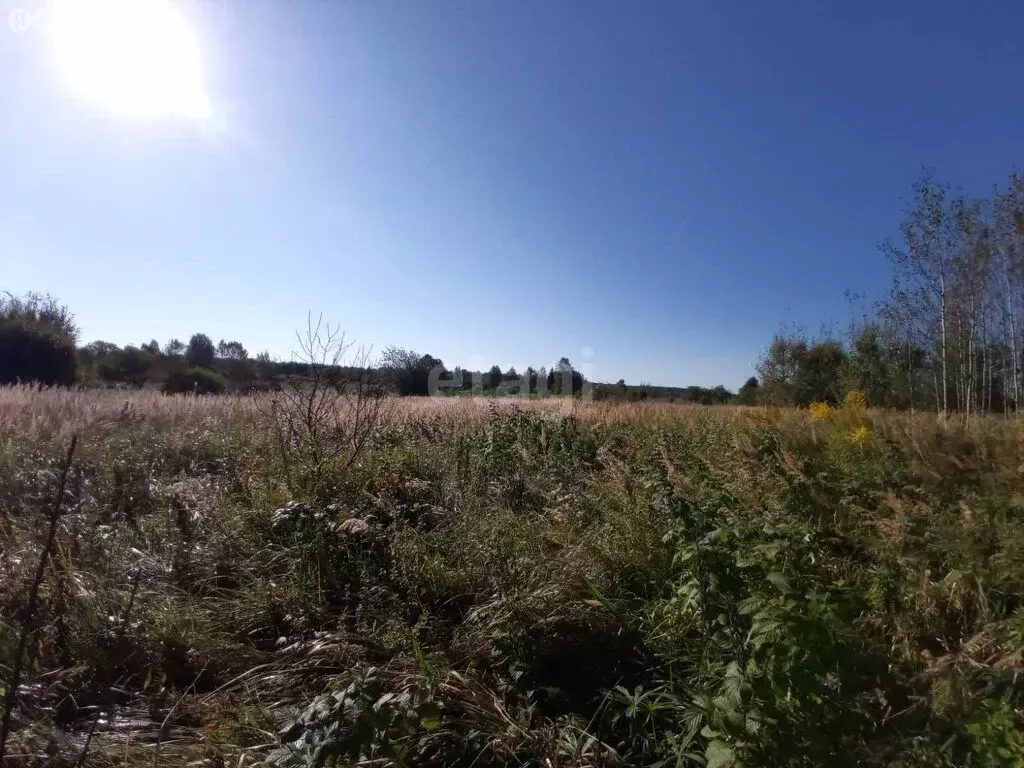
[73,574,142,768]
[0,434,78,763]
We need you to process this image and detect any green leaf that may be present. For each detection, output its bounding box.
[419,701,442,732]
[767,570,790,594]
[706,739,736,768]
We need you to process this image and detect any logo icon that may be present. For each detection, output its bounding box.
[8,7,35,33]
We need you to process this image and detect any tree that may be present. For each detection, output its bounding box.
[185,333,216,369]
[500,367,521,395]
[417,354,446,395]
[993,176,1024,411]
[736,376,759,405]
[486,365,503,391]
[880,171,958,417]
[0,292,78,386]
[742,169,1024,416]
[794,340,846,405]
[99,345,154,387]
[526,367,539,393]
[85,341,120,358]
[756,335,808,405]
[255,351,275,381]
[381,347,418,394]
[548,357,570,395]
[711,384,732,404]
[218,339,248,360]
[164,338,185,357]
[381,347,445,396]
[756,335,845,406]
[213,339,254,387]
[869,169,1024,416]
[844,326,890,407]
[549,357,584,396]
[451,366,476,391]
[78,341,117,383]
[681,384,733,405]
[141,339,161,355]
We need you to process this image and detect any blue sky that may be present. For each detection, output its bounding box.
[3,0,1024,388]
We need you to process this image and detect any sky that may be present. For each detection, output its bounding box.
[2,0,1024,388]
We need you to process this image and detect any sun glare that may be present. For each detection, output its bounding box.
[50,0,211,121]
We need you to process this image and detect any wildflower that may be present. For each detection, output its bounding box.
[850,426,871,446]
[809,402,832,422]
[843,390,868,411]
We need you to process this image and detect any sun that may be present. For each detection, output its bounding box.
[49,0,211,121]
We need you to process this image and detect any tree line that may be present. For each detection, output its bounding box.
[77,334,273,393]
[0,295,742,399]
[755,169,1024,415]
[0,297,273,395]
[0,298,724,398]
[380,349,588,397]
[343,348,738,403]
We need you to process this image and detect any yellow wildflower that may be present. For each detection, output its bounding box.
[843,390,868,411]
[809,402,832,422]
[850,426,871,446]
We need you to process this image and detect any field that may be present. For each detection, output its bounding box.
[2,387,1024,767]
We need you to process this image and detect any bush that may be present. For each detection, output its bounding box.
[163,367,227,395]
[98,345,155,387]
[0,292,77,386]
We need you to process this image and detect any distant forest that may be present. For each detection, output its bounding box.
[0,304,740,404]
[4,168,1024,412]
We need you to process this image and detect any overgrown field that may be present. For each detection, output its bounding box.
[2,387,1024,767]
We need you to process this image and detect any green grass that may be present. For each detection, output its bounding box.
[1,389,1023,766]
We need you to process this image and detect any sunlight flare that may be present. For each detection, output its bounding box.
[50,0,211,120]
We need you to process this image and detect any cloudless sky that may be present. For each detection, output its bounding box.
[3,0,1024,387]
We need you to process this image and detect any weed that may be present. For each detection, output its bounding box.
[1,391,1023,766]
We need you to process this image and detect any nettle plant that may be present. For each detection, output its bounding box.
[268,665,443,768]
[646,439,887,767]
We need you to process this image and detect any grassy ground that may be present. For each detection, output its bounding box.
[1,387,1023,767]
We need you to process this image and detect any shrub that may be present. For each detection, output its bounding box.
[98,345,155,387]
[163,366,227,394]
[263,317,393,500]
[0,292,77,386]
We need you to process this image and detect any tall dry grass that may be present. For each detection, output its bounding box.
[0,385,757,434]
[2,385,1024,766]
